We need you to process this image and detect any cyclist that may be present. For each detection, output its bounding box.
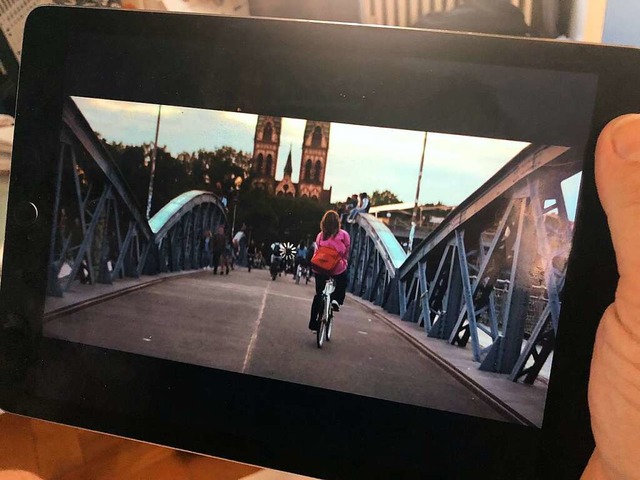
[308,210,350,331]
[294,241,308,280]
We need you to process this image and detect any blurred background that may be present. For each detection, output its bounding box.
[0,1,638,479]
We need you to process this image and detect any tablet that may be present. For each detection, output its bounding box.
[1,6,638,479]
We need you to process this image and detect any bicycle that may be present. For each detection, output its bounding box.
[295,262,310,285]
[316,277,335,348]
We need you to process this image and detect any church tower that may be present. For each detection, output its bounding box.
[275,146,296,197]
[250,115,281,192]
[297,121,330,200]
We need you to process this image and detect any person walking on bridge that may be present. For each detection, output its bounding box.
[309,210,350,331]
[211,225,227,275]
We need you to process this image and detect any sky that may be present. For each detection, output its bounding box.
[72,97,580,220]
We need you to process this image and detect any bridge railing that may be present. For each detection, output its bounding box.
[48,98,227,297]
[346,213,407,310]
[400,145,578,383]
[48,99,155,296]
[149,191,227,273]
[351,145,580,384]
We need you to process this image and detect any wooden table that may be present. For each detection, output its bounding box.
[0,412,312,480]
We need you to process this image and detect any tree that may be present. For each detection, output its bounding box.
[371,190,401,207]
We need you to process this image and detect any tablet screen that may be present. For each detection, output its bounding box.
[42,47,596,429]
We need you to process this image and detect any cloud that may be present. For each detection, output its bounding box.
[74,97,181,118]
[72,97,532,207]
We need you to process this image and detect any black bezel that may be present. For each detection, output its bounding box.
[2,6,639,479]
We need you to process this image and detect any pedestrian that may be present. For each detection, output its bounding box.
[202,230,213,269]
[247,240,257,272]
[232,223,248,266]
[211,225,226,275]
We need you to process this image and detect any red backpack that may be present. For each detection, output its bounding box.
[311,245,341,275]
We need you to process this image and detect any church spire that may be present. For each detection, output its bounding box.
[284,144,293,177]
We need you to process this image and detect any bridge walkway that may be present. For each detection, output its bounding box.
[43,268,507,423]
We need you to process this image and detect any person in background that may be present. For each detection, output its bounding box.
[247,240,257,272]
[348,194,358,211]
[347,192,370,223]
[232,223,248,266]
[211,225,226,275]
[295,241,308,278]
[202,230,213,269]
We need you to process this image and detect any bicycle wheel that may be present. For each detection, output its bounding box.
[316,318,326,348]
[326,312,333,342]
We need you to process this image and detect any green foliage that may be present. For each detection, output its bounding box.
[103,140,324,245]
[104,141,251,216]
[371,189,401,207]
[237,189,325,246]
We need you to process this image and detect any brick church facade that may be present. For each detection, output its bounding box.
[250,115,332,203]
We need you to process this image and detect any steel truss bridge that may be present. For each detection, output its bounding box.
[348,144,579,383]
[49,97,578,385]
[47,98,227,297]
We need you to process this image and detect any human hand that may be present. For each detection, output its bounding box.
[582,115,640,479]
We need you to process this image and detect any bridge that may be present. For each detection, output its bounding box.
[43,97,579,427]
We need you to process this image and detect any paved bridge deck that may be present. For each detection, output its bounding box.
[44,268,508,423]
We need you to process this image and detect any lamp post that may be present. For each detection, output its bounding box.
[410,132,428,253]
[146,105,162,220]
[231,174,243,236]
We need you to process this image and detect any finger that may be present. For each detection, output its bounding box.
[585,114,640,479]
[595,114,640,290]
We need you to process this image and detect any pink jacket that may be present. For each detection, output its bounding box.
[315,229,351,276]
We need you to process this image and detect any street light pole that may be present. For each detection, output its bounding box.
[230,175,243,236]
[146,105,162,220]
[409,132,428,252]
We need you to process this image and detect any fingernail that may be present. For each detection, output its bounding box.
[612,115,640,161]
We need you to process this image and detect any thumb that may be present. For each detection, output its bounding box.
[596,114,640,287]
[584,114,640,479]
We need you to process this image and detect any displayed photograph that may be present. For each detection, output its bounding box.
[44,96,583,427]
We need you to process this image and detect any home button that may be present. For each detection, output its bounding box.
[12,201,39,227]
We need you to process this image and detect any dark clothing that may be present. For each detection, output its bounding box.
[309,270,349,330]
[314,270,348,304]
[211,232,227,274]
[211,232,226,254]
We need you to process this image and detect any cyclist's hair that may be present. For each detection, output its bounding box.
[320,210,340,240]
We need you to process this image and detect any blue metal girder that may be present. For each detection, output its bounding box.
[62,100,152,242]
[111,221,136,282]
[480,197,536,374]
[509,304,554,383]
[447,199,515,353]
[149,191,227,274]
[450,229,481,362]
[528,178,562,333]
[64,185,111,291]
[417,262,430,332]
[399,145,571,283]
[345,214,407,312]
[70,146,96,284]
